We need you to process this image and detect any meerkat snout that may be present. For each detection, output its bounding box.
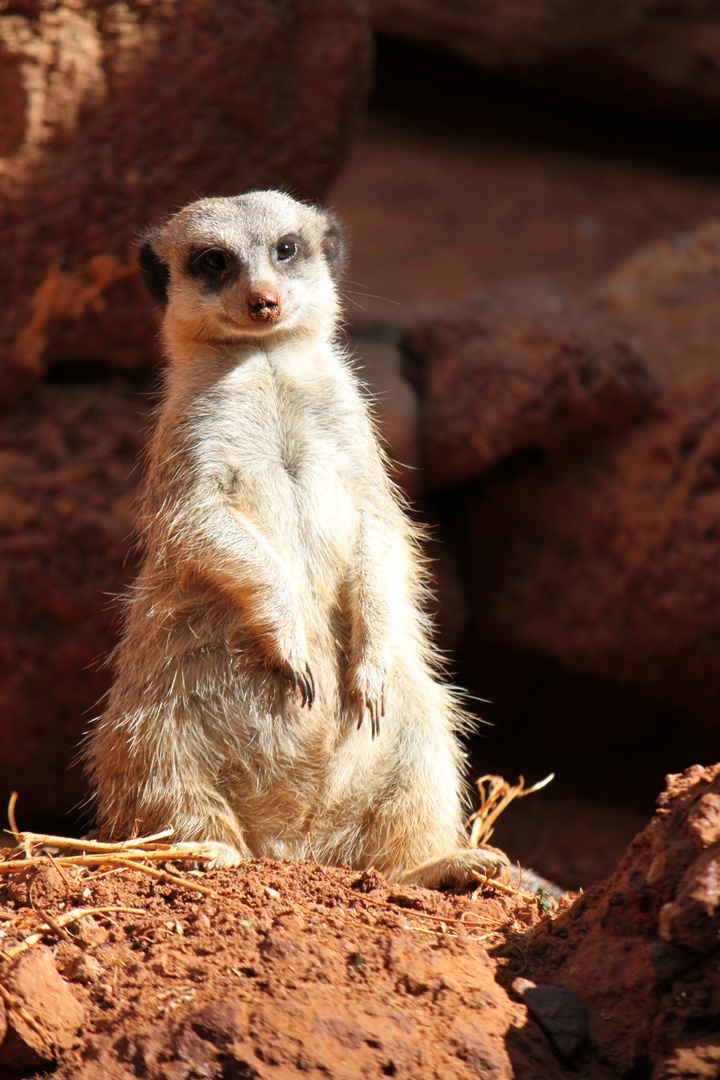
[246,289,280,323]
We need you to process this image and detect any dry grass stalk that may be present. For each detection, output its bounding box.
[466,772,554,848]
[111,857,216,896]
[0,979,53,1046]
[3,905,146,961]
[2,795,219,898]
[469,869,536,903]
[7,829,175,854]
[0,851,216,896]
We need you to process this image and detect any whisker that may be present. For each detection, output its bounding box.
[342,289,400,306]
[342,295,367,311]
[343,280,401,306]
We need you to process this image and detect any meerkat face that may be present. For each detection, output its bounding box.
[138,191,346,348]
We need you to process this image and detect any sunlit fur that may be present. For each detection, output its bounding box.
[84,191,507,887]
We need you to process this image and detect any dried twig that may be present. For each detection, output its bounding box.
[0,834,218,898]
[3,905,146,960]
[8,830,174,855]
[0,980,53,1045]
[1,806,218,899]
[32,907,75,944]
[111,857,215,896]
[44,851,73,893]
[6,793,21,846]
[0,851,209,872]
[469,869,536,903]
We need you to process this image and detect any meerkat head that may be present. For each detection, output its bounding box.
[137,190,346,351]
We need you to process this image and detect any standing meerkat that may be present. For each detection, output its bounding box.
[85,190,508,888]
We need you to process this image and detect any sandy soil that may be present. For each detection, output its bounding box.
[0,858,600,1080]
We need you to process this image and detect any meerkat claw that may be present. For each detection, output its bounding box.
[305,664,316,706]
[279,661,314,709]
[355,692,385,738]
[369,699,381,740]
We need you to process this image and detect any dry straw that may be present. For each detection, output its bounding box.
[467,772,555,849]
[1,792,220,898]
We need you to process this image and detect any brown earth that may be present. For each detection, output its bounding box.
[0,858,564,1080]
[1,763,718,1078]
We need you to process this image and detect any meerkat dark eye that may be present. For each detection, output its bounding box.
[276,239,298,262]
[199,250,228,274]
[188,247,233,284]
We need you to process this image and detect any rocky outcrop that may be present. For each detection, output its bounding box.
[0,0,371,397]
[0,948,84,1070]
[529,764,720,1077]
[405,221,720,722]
[370,0,720,119]
[403,304,655,491]
[0,377,147,824]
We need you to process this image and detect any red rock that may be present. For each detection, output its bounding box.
[369,0,720,119]
[512,979,588,1060]
[405,221,720,721]
[0,0,371,396]
[530,763,720,1075]
[403,303,655,490]
[0,378,146,822]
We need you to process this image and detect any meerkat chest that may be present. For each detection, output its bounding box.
[196,356,366,555]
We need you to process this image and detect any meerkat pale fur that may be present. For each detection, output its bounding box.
[85,190,508,888]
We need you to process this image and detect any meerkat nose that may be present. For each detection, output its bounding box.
[246,290,281,322]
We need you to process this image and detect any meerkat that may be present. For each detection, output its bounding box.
[84,190,508,889]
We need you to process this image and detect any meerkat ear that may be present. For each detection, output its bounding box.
[137,235,171,306]
[321,213,346,282]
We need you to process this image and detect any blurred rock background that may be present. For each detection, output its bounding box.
[3,0,720,890]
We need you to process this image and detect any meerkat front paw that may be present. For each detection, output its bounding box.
[276,658,315,708]
[270,629,315,708]
[350,658,390,739]
[398,846,511,890]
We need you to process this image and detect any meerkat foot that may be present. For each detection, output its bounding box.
[170,840,249,870]
[398,846,510,890]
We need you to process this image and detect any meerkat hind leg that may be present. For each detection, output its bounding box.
[398,846,510,890]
